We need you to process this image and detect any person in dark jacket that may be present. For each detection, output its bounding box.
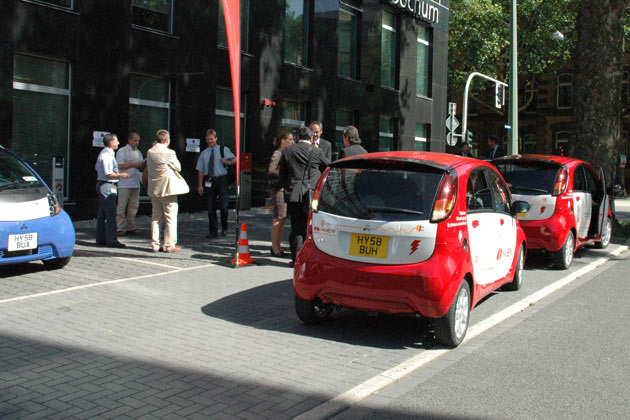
[279,126,330,264]
[487,135,506,159]
[338,125,367,159]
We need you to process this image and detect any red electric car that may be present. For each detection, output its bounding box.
[293,152,530,347]
[492,155,612,269]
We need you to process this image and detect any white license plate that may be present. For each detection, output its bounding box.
[8,233,38,252]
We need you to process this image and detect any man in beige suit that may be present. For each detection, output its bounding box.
[146,129,187,252]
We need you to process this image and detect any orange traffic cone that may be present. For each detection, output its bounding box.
[230,223,256,266]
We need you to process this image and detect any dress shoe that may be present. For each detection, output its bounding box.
[107,241,126,248]
[164,246,182,253]
[126,229,142,235]
[270,247,286,257]
[151,247,160,253]
[206,232,217,239]
[117,230,125,236]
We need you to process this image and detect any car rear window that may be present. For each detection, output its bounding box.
[0,149,44,192]
[318,165,443,221]
[493,161,559,195]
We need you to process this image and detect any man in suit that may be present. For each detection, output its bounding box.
[338,125,367,159]
[309,121,332,161]
[460,142,473,157]
[280,126,330,264]
[146,129,185,253]
[487,135,506,159]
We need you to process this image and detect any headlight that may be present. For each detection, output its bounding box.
[47,192,61,216]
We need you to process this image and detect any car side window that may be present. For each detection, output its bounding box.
[467,170,493,211]
[573,165,586,192]
[583,166,599,197]
[488,170,511,214]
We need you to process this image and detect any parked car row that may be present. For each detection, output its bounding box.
[293,152,612,347]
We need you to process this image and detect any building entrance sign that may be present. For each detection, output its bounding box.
[383,0,440,24]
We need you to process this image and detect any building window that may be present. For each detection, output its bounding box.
[31,0,73,9]
[132,0,173,33]
[554,131,570,155]
[129,74,170,158]
[416,25,431,97]
[414,123,429,151]
[379,115,395,151]
[335,108,355,156]
[218,0,250,52]
[215,88,246,152]
[522,134,536,154]
[524,81,538,114]
[338,5,359,79]
[12,54,70,196]
[285,0,311,66]
[556,74,573,109]
[381,9,397,89]
[281,100,307,138]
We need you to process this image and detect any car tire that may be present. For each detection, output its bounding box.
[504,246,524,291]
[594,217,612,249]
[42,256,71,270]
[295,295,333,324]
[433,281,470,348]
[553,231,574,270]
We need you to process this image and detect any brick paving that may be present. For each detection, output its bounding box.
[1,207,627,419]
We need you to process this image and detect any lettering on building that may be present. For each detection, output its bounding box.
[384,0,440,24]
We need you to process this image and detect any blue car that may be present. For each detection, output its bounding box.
[0,145,75,269]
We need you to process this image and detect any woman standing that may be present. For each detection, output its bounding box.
[267,130,294,256]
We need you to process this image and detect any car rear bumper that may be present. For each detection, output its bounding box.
[294,240,463,319]
[519,215,570,252]
[0,211,75,266]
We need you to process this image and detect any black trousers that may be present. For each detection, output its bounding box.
[204,175,229,234]
[288,201,308,261]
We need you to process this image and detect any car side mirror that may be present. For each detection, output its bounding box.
[511,200,530,217]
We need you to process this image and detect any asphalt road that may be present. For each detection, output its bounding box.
[337,247,630,420]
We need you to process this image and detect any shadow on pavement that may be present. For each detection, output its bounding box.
[201,279,436,350]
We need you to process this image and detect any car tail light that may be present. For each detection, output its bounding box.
[552,167,568,196]
[47,192,61,216]
[430,173,457,223]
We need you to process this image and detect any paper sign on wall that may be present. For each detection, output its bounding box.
[92,131,110,148]
[186,138,201,153]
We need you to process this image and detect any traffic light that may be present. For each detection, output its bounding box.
[466,130,473,143]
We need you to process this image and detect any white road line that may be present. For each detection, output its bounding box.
[0,263,215,305]
[114,256,182,270]
[294,244,629,420]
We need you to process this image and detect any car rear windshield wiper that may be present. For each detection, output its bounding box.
[510,186,548,193]
[366,207,424,215]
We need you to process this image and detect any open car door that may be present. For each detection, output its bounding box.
[597,167,610,237]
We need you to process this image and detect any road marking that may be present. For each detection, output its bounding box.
[0,263,215,305]
[114,256,181,270]
[294,244,629,420]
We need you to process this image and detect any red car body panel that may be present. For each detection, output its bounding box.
[294,152,527,319]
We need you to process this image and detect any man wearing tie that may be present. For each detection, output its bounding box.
[487,135,506,159]
[309,121,332,161]
[196,129,236,238]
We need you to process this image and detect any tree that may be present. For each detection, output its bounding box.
[572,0,629,187]
[448,0,578,111]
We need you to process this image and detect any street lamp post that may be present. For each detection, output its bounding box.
[508,0,518,155]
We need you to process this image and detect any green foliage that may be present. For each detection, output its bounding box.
[449,0,578,95]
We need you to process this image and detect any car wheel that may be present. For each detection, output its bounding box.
[42,256,71,270]
[504,246,524,291]
[553,231,574,270]
[433,281,470,348]
[295,295,333,324]
[594,217,612,249]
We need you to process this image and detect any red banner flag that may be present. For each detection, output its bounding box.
[221,0,240,186]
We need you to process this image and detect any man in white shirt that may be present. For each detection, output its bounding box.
[116,132,144,235]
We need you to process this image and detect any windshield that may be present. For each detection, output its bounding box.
[0,149,44,191]
[493,161,559,195]
[318,166,443,221]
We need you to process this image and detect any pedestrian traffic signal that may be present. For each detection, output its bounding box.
[466,130,473,143]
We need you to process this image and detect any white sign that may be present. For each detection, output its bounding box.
[186,138,201,153]
[446,116,460,132]
[449,102,457,115]
[92,131,110,148]
[446,133,458,147]
[9,232,38,252]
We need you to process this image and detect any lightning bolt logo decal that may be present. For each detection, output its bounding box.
[409,240,421,256]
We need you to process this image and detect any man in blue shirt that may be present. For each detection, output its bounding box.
[95,134,129,247]
[196,129,236,238]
